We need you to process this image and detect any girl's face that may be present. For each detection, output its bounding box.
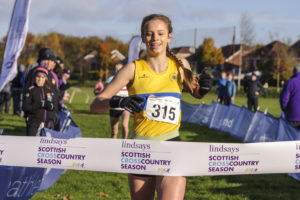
[35,73,46,87]
[228,74,233,81]
[143,19,172,56]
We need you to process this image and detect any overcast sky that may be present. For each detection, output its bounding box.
[0,0,299,48]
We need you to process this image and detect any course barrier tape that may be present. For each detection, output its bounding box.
[1,135,300,176]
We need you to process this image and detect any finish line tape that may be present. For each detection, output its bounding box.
[1,135,300,176]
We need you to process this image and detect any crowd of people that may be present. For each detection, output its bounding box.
[216,71,236,105]
[215,65,300,132]
[1,48,72,136]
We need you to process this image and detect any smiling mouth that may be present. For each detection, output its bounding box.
[150,43,161,48]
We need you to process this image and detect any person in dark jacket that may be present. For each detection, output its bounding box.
[12,64,25,115]
[23,48,59,93]
[0,82,12,114]
[280,64,300,129]
[23,67,58,136]
[23,48,60,130]
[244,72,262,112]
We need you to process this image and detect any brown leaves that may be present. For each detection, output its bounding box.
[96,192,109,198]
[52,194,72,200]
[62,195,72,200]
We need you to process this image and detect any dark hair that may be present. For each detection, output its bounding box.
[141,14,198,94]
[227,71,233,76]
[54,63,63,79]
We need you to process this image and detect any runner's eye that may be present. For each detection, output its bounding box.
[145,32,153,37]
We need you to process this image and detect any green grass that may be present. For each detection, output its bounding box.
[1,87,299,200]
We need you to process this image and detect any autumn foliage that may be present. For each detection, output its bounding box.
[0,32,128,74]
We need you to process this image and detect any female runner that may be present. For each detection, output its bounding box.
[90,14,212,200]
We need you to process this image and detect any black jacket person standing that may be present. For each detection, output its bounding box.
[244,73,263,112]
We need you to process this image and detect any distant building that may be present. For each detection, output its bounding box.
[288,40,300,61]
[110,49,126,63]
[244,41,288,70]
[171,46,195,59]
[221,44,252,71]
[74,50,99,73]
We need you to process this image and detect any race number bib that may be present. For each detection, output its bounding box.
[145,95,180,125]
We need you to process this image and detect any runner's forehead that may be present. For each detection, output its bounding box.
[144,20,169,33]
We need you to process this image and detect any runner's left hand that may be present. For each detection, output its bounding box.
[198,72,212,96]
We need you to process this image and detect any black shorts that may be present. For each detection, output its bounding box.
[132,136,181,178]
[109,109,124,118]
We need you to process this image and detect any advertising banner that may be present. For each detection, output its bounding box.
[1,136,300,176]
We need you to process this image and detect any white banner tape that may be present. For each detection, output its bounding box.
[1,135,300,176]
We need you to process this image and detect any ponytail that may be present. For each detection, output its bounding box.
[166,46,198,94]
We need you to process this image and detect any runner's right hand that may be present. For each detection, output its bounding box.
[109,96,144,113]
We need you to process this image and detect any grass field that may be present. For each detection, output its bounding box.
[1,86,300,200]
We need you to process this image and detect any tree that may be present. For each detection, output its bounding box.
[238,11,256,90]
[240,11,255,48]
[260,45,297,92]
[195,38,224,73]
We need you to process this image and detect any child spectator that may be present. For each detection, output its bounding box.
[22,67,58,136]
[263,82,269,98]
[216,71,228,104]
[225,72,236,105]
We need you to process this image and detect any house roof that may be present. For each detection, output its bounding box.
[246,40,288,58]
[221,44,241,58]
[74,50,98,67]
[221,44,251,58]
[288,40,300,57]
[172,47,193,54]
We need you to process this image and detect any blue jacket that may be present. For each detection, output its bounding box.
[280,72,300,121]
[226,80,236,97]
[217,78,227,96]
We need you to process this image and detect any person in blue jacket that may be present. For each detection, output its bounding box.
[280,63,300,129]
[225,72,236,105]
[216,70,228,104]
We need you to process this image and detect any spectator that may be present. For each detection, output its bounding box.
[23,48,59,93]
[0,82,12,114]
[59,68,72,102]
[216,71,227,104]
[244,72,263,112]
[54,57,64,81]
[263,82,269,98]
[225,72,236,105]
[22,67,58,136]
[280,64,300,129]
[105,63,130,139]
[11,64,25,115]
[94,79,104,96]
[23,48,60,130]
